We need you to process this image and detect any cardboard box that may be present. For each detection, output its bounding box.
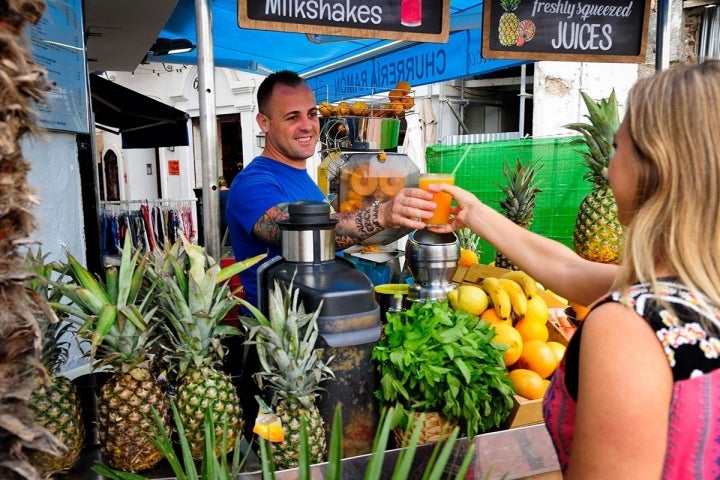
[452,264,577,346]
[452,264,578,428]
[506,395,544,428]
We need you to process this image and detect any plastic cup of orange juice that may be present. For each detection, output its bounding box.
[418,173,455,226]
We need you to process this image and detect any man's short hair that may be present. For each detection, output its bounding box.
[257,70,307,114]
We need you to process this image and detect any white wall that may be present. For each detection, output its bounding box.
[532,61,638,137]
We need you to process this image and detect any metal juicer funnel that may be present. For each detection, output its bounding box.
[405,229,459,302]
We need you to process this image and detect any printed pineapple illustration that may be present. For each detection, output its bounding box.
[565,90,624,264]
[495,158,543,270]
[240,281,334,470]
[498,0,521,46]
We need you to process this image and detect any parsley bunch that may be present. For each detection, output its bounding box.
[372,300,515,438]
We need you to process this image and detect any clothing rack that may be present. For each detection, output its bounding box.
[100,198,197,256]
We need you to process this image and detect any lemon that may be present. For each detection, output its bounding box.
[447,285,488,316]
[525,295,549,324]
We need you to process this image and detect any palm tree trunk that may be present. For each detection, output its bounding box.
[0,2,61,479]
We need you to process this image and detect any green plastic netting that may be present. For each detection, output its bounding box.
[426,136,591,264]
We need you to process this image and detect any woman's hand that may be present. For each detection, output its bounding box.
[425,183,481,233]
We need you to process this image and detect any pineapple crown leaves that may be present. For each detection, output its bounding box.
[239,281,335,410]
[148,234,266,374]
[500,0,520,12]
[457,228,481,253]
[565,90,620,186]
[50,232,159,364]
[496,157,543,227]
[23,248,75,373]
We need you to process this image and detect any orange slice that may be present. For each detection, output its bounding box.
[349,167,378,196]
[253,412,284,442]
[378,176,405,196]
[518,20,536,41]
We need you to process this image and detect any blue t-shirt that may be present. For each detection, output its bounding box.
[226,156,324,307]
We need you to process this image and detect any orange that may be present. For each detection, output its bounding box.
[401,95,415,110]
[458,248,479,268]
[388,88,404,102]
[524,295,549,324]
[396,80,412,95]
[481,307,512,327]
[491,323,523,367]
[388,101,405,117]
[508,368,548,400]
[516,340,559,379]
[547,341,567,363]
[514,317,549,342]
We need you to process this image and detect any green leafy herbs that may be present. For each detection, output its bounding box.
[372,300,515,438]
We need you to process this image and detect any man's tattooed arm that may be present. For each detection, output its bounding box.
[333,203,387,250]
[252,203,290,246]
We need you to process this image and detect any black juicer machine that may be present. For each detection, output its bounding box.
[257,200,380,458]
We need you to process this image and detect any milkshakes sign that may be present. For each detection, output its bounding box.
[239,0,450,43]
[482,0,651,63]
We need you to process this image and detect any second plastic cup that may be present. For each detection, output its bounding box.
[418,173,455,226]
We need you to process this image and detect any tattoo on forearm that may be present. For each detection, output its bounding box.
[253,204,289,246]
[356,203,383,237]
[332,203,383,247]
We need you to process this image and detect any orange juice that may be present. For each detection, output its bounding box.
[418,173,455,226]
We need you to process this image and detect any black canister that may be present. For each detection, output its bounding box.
[257,200,381,457]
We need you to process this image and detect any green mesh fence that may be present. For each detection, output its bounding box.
[426,136,591,265]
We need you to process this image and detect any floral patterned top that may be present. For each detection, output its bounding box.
[543,280,720,478]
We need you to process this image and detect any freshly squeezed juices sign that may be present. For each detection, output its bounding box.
[482,0,651,63]
[238,0,449,43]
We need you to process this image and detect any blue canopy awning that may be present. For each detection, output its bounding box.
[152,0,524,88]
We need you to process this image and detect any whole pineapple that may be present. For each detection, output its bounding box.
[149,235,266,459]
[240,281,334,470]
[498,0,521,46]
[53,233,171,472]
[565,90,624,264]
[25,250,84,476]
[495,158,543,270]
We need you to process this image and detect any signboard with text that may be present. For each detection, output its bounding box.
[239,0,450,43]
[482,0,651,63]
[28,0,90,133]
[306,28,525,102]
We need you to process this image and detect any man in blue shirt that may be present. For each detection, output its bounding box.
[226,70,435,308]
[225,71,436,436]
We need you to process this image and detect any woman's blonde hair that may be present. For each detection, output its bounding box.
[615,60,720,311]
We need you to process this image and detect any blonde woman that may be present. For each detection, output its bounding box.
[431,60,720,478]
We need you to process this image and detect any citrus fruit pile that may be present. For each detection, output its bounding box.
[317,80,414,119]
[447,271,568,400]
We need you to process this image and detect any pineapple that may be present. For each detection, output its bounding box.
[148,234,266,459]
[52,233,171,472]
[495,158,543,270]
[25,250,84,476]
[565,90,624,264]
[457,228,481,268]
[498,0,521,46]
[240,281,334,470]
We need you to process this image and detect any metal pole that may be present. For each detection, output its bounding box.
[195,0,220,258]
[656,0,671,71]
[518,64,527,136]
